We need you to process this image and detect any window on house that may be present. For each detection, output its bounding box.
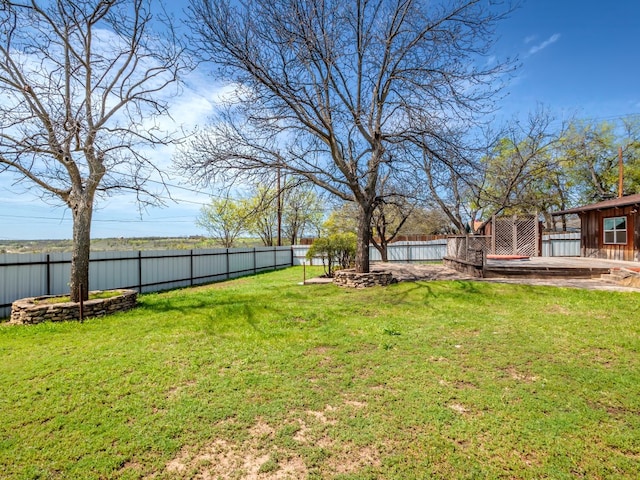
[603,216,627,245]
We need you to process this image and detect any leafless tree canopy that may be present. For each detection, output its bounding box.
[0,0,189,300]
[178,0,515,272]
[413,107,566,233]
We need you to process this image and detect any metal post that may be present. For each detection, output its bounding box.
[138,251,142,293]
[46,254,51,296]
[190,250,194,286]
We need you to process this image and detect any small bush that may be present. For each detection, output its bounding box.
[306,233,356,277]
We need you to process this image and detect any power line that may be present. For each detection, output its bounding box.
[0,213,196,224]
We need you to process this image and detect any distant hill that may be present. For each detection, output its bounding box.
[0,237,266,254]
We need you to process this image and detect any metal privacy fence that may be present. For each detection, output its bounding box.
[1,234,581,319]
[292,239,448,266]
[0,247,292,318]
[541,232,581,257]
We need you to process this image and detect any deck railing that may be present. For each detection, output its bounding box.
[445,236,492,264]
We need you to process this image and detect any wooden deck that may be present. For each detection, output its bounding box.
[483,256,640,279]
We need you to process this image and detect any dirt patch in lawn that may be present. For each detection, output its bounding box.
[164,436,307,480]
[160,399,381,479]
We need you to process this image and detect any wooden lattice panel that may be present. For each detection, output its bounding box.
[492,215,539,256]
[515,217,538,256]
[494,217,514,255]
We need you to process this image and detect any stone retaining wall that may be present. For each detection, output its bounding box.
[10,289,138,325]
[333,269,396,288]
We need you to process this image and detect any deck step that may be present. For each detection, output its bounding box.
[601,268,640,286]
[608,270,631,280]
[600,273,623,284]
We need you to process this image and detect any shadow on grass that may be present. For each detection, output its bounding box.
[385,279,485,305]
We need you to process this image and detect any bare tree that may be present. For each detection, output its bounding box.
[0,0,188,301]
[281,182,324,245]
[177,0,515,273]
[245,186,279,246]
[468,110,566,230]
[370,176,417,261]
[412,108,563,233]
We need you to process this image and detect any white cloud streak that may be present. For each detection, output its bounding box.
[528,33,561,55]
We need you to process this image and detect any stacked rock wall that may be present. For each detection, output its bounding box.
[333,270,396,288]
[10,289,137,325]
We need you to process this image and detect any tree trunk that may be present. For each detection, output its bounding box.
[70,199,93,302]
[380,243,388,262]
[355,204,373,273]
[371,240,389,262]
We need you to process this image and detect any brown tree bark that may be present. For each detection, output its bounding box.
[355,203,374,273]
[69,198,93,303]
[0,0,186,304]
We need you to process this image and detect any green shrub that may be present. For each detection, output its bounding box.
[306,232,356,277]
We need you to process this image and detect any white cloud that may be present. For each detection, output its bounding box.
[524,35,537,44]
[528,33,561,55]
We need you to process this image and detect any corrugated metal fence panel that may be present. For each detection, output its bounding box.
[294,240,449,266]
[193,248,230,284]
[0,253,48,318]
[369,247,382,262]
[389,240,448,261]
[542,233,581,257]
[292,245,312,265]
[141,250,192,293]
[255,248,276,271]
[1,246,293,319]
[419,240,448,260]
[90,251,139,291]
[276,247,292,267]
[49,252,72,296]
[229,248,256,278]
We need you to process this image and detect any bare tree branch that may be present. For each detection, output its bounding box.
[177,0,515,272]
[0,0,190,300]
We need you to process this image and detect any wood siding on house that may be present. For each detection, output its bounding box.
[579,206,640,261]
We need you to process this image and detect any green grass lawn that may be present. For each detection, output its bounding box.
[1,267,638,479]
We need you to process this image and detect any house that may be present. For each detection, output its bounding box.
[553,194,640,262]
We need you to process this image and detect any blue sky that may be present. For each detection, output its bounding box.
[494,0,640,119]
[1,0,639,240]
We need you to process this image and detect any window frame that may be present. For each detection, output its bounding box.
[603,215,628,245]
